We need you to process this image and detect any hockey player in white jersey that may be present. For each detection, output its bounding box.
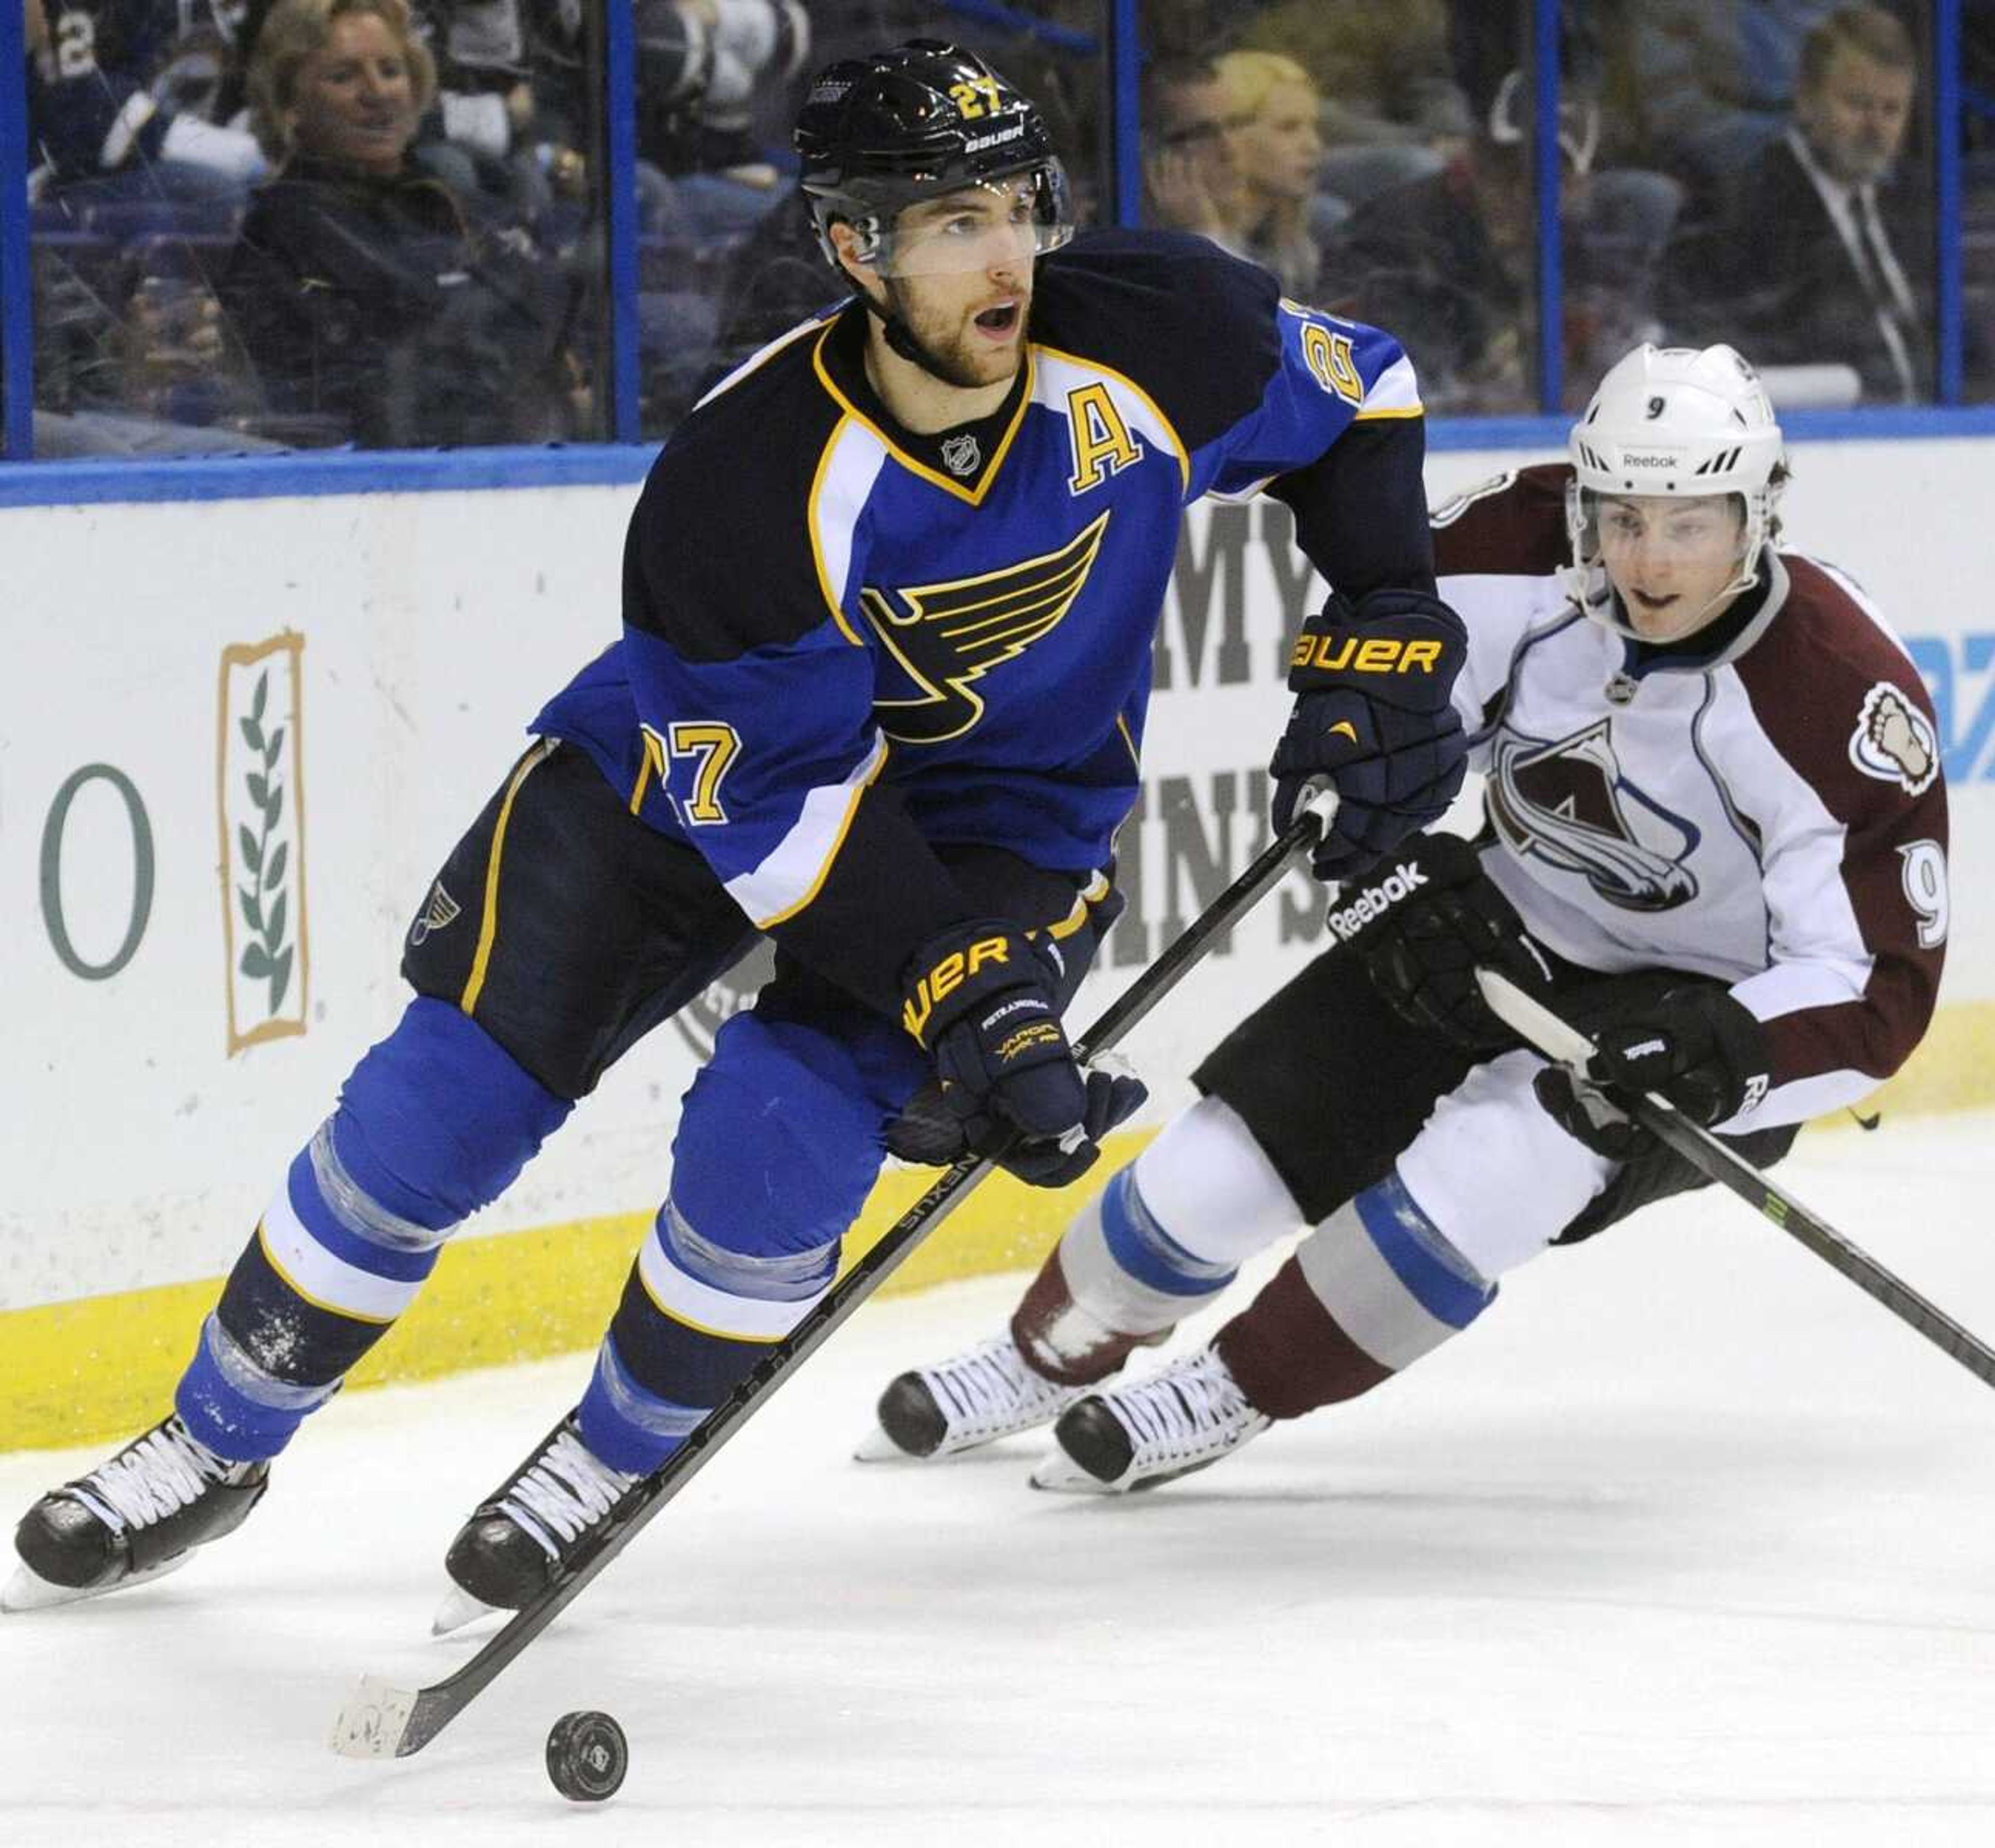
[860,342,1950,1493]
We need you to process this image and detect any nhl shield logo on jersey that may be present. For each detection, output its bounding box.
[1488,720,1701,912]
[1849,682,1939,796]
[940,433,981,477]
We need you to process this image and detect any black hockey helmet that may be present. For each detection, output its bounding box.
[793,39,1074,276]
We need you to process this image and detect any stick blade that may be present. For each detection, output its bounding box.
[1475,968,1594,1064]
[330,1674,420,1759]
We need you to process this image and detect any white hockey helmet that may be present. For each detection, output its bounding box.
[1564,343,1788,636]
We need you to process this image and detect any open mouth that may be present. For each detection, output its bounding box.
[974,302,1020,336]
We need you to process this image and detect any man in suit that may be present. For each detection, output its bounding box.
[1665,5,1928,403]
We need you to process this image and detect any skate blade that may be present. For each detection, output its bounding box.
[1028,1451,1130,1496]
[852,1422,922,1463]
[329,1673,418,1758]
[2,1549,191,1614]
[430,1583,502,1638]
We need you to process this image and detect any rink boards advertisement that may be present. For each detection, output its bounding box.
[3,441,1991,1446]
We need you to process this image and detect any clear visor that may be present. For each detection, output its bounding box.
[851,166,1074,278]
[1568,487,1762,640]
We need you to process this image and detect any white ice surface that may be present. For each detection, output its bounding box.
[4,1115,1994,1848]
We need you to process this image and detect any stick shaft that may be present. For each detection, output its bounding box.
[1477,969,1995,1388]
[372,796,1335,1753]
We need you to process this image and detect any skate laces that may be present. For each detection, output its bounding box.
[70,1418,235,1536]
[927,1336,1070,1435]
[1110,1350,1261,1457]
[498,1428,636,1560]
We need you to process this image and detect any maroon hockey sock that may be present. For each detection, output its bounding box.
[1009,1246,1167,1388]
[1214,1255,1394,1421]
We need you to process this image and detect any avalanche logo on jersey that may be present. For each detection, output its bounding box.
[861,511,1111,745]
[1488,720,1701,912]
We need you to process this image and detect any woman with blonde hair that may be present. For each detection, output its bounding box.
[220,0,586,447]
[1213,49,1326,301]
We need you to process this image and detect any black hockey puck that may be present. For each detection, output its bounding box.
[546,1709,628,1802]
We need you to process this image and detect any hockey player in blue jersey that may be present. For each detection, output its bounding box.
[9,41,1469,1616]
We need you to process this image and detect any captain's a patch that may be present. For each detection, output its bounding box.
[1848,682,1939,796]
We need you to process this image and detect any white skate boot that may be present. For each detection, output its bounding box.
[855,1333,1090,1462]
[1031,1345,1270,1494]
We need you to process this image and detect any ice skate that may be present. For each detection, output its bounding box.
[435,1414,639,1632]
[5,1413,270,1613]
[854,1332,1092,1462]
[1031,1346,1270,1495]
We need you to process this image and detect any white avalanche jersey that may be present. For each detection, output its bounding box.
[1436,464,1948,1132]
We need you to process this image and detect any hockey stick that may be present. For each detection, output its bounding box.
[330,788,1340,1760]
[1477,969,1995,1389]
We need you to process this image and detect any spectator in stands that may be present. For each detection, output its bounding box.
[1323,58,1664,415]
[1664,5,1930,404]
[1140,56,1252,255]
[1213,49,1326,301]
[1600,1,1861,212]
[218,0,591,448]
[1234,0,1469,210]
[26,0,268,203]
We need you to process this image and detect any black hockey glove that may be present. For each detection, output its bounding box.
[1533,983,1772,1161]
[1351,833,1555,1050]
[1270,587,1470,882]
[899,922,1146,1188]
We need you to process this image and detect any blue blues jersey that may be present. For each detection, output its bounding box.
[27,1,241,180]
[535,230,1432,1011]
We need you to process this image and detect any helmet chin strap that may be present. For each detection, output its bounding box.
[857,286,965,387]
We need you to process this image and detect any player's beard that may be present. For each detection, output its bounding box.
[884,276,1030,390]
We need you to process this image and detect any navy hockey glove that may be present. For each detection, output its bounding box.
[1533,983,1772,1161]
[1353,833,1555,1050]
[1270,587,1470,882]
[899,922,1146,1188]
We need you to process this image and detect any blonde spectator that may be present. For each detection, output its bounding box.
[222,0,588,447]
[1214,49,1325,301]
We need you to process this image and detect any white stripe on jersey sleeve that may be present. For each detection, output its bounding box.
[1356,352,1423,420]
[722,731,888,928]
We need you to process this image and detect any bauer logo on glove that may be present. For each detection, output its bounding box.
[1289,633,1448,677]
[901,934,1014,1043]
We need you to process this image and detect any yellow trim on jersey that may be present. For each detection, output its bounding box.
[1116,713,1141,770]
[1353,404,1427,421]
[255,1221,396,1328]
[460,738,555,1016]
[1033,343,1191,494]
[810,326,1036,506]
[634,1265,788,1345]
[752,738,892,930]
[806,422,868,648]
[1045,870,1113,941]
